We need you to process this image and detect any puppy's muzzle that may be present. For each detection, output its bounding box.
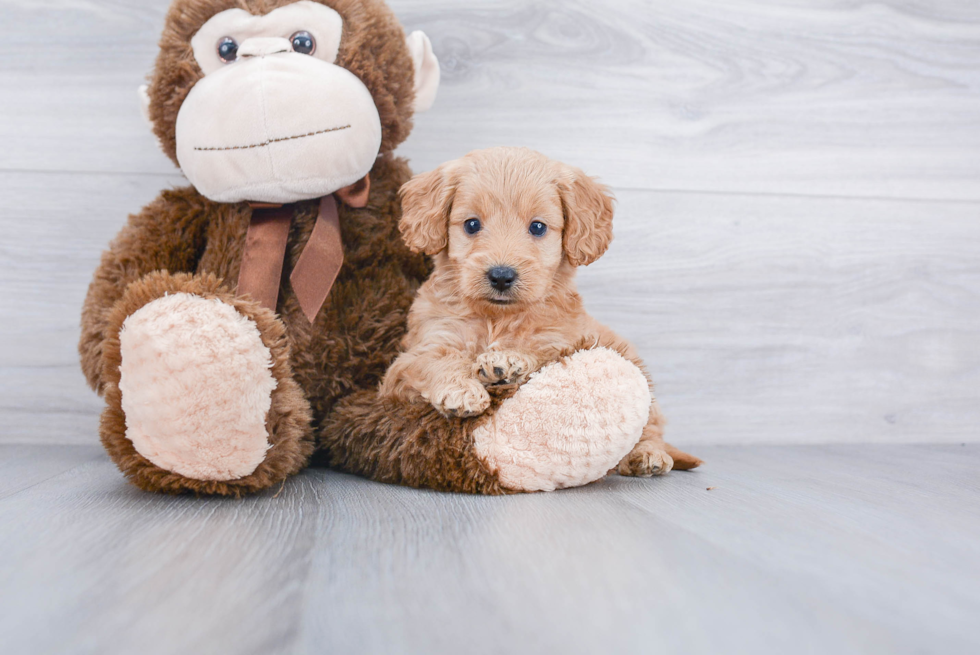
[487,266,518,292]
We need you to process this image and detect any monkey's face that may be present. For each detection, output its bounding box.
[159,0,438,204]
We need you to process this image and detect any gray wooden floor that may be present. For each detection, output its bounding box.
[2,0,980,653]
[1,444,978,654]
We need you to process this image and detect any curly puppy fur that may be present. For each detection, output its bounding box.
[381,147,703,476]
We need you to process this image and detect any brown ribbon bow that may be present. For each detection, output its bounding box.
[237,175,369,323]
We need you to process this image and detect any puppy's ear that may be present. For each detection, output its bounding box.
[398,161,460,255]
[556,164,616,267]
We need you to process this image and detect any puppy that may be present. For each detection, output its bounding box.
[381,147,702,476]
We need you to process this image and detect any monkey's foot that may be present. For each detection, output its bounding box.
[472,348,650,492]
[118,293,278,481]
[99,272,313,495]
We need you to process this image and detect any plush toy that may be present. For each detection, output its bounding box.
[80,0,700,497]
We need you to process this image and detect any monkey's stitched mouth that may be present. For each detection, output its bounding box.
[194,124,352,152]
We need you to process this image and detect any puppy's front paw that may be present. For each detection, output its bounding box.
[475,351,533,388]
[617,442,674,477]
[428,379,491,418]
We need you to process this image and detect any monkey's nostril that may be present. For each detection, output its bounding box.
[236,37,293,59]
[487,266,518,292]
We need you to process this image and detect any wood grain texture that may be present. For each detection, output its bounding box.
[1,0,979,447]
[2,4,978,653]
[1,444,977,654]
[395,0,980,200]
[0,0,172,175]
[0,171,186,445]
[583,189,980,444]
[3,0,979,198]
[3,173,977,445]
[0,444,104,499]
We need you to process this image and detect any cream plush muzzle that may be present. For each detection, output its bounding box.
[176,51,382,204]
[160,1,439,204]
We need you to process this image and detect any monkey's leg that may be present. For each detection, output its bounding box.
[320,347,653,494]
[561,329,702,478]
[99,271,314,496]
[471,347,653,491]
[318,389,508,494]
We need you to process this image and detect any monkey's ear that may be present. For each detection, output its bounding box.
[138,84,152,127]
[398,161,460,255]
[406,31,440,112]
[557,164,616,267]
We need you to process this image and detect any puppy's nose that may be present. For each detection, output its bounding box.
[487,266,518,292]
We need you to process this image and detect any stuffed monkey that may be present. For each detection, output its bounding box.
[80,0,699,496]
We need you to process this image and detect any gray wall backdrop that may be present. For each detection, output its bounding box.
[1,0,978,446]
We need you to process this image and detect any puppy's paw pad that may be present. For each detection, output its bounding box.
[475,351,533,387]
[430,380,491,418]
[617,444,674,478]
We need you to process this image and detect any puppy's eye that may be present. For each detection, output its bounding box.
[217,37,238,63]
[529,220,548,237]
[464,218,482,235]
[290,31,316,55]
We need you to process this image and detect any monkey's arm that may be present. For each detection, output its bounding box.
[79,188,211,393]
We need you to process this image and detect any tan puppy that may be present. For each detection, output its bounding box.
[381,147,701,476]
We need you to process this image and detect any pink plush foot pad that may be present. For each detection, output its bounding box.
[118,293,277,481]
[472,347,651,492]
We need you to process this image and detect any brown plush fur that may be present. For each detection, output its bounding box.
[80,151,443,494]
[381,147,702,475]
[98,272,314,496]
[318,390,509,494]
[80,0,447,495]
[80,0,695,496]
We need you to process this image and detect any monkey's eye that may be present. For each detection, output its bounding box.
[217,37,238,63]
[529,220,548,237]
[463,218,482,235]
[290,31,316,55]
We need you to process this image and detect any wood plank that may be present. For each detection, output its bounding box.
[0,444,977,654]
[0,171,186,446]
[0,0,175,175]
[0,444,103,500]
[3,171,977,445]
[581,189,980,444]
[0,448,318,655]
[1,1,978,200]
[396,0,980,200]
